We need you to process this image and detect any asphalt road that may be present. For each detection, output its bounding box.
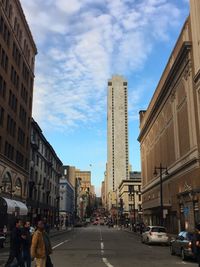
[50,225,196,267]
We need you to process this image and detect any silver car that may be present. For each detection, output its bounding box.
[141,226,169,245]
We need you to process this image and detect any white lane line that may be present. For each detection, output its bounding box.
[101,242,104,250]
[52,239,69,250]
[100,228,103,241]
[102,257,114,267]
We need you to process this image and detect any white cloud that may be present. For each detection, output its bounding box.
[20,0,186,130]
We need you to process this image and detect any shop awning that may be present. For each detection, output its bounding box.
[2,197,16,214]
[2,197,28,215]
[14,200,28,216]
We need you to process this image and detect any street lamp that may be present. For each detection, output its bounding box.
[153,164,169,226]
[128,185,138,232]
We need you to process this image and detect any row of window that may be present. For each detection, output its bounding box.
[11,65,19,89]
[0,106,4,126]
[9,90,17,112]
[19,105,27,125]
[22,62,30,85]
[18,127,25,146]
[0,74,6,98]
[12,41,21,67]
[7,114,16,137]
[0,15,10,47]
[21,83,28,104]
[3,139,28,169]
[0,45,8,72]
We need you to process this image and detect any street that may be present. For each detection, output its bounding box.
[0,225,197,267]
[49,225,196,267]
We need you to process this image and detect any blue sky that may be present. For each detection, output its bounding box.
[20,0,189,196]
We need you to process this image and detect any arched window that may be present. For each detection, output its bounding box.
[15,178,22,197]
[2,172,12,193]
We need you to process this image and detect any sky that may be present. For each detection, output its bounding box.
[20,0,189,196]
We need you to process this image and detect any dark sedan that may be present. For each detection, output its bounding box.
[170,231,195,261]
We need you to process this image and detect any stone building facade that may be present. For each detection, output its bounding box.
[59,176,74,227]
[62,165,95,220]
[27,119,62,226]
[0,0,37,213]
[118,172,142,222]
[138,0,200,233]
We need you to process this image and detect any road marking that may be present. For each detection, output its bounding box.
[52,239,69,250]
[100,228,103,241]
[102,257,114,267]
[99,228,114,267]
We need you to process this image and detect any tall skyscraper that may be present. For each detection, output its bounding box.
[107,75,129,208]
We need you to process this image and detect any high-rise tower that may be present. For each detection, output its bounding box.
[107,75,129,208]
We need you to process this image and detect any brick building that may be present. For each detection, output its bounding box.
[0,0,37,224]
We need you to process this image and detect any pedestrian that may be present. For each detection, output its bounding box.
[21,221,32,267]
[43,217,50,235]
[3,225,7,236]
[4,218,25,267]
[31,220,52,267]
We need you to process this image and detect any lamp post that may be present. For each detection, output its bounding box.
[128,185,138,232]
[153,164,169,226]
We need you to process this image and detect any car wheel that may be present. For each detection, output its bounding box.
[146,237,150,245]
[181,249,187,261]
[170,245,175,255]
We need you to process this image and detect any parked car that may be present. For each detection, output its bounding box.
[170,231,195,261]
[141,226,169,245]
[93,221,98,225]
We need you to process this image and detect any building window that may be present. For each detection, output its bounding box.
[15,178,22,197]
[0,106,4,126]
[2,172,12,193]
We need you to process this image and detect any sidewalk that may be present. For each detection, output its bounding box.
[0,227,72,267]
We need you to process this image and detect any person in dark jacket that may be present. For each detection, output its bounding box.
[21,221,32,267]
[4,218,25,267]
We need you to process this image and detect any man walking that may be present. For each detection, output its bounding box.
[31,220,52,267]
[4,218,24,267]
[21,221,31,267]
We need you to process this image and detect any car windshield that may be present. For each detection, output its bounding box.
[151,227,166,233]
